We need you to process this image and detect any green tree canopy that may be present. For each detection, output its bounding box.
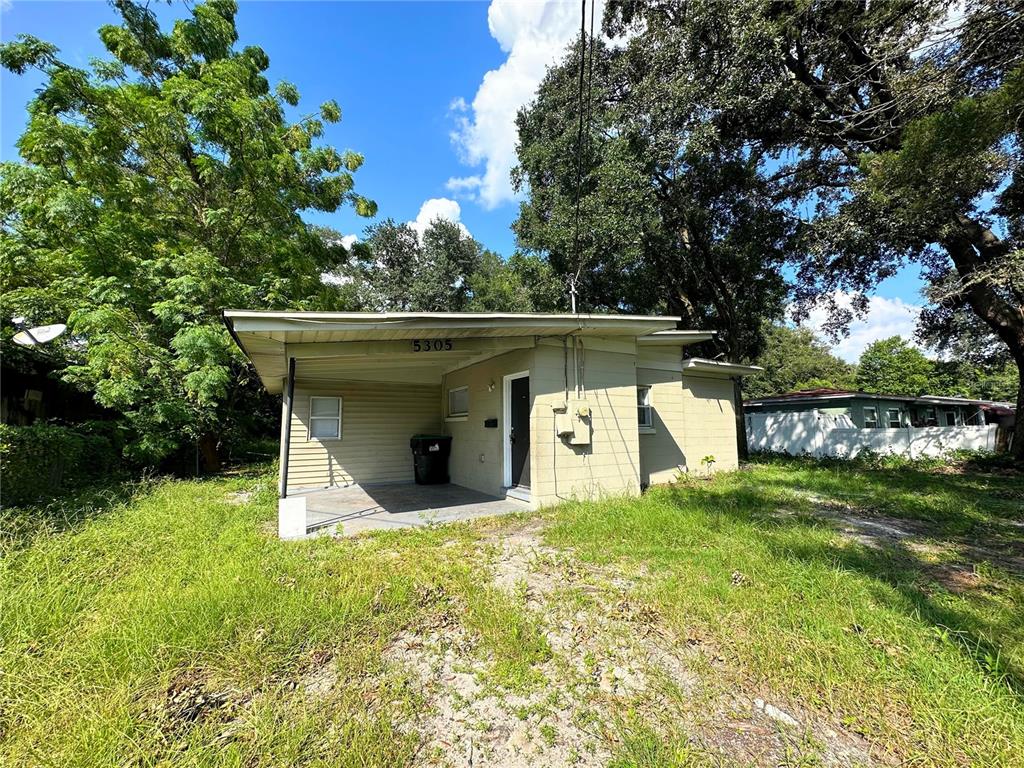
[744,324,855,399]
[513,38,793,361]
[602,0,1024,457]
[855,337,935,397]
[0,0,375,466]
[346,218,562,313]
[466,252,564,313]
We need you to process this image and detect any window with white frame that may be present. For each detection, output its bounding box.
[887,408,902,428]
[863,406,879,428]
[309,396,341,439]
[448,386,469,417]
[944,411,957,426]
[637,385,653,428]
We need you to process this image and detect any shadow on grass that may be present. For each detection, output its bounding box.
[662,470,1024,697]
[748,455,1024,528]
[774,531,1023,696]
[1,478,146,554]
[0,462,272,555]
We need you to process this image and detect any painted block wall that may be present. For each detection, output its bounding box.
[441,349,533,498]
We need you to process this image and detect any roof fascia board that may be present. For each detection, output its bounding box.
[637,331,715,346]
[228,320,677,337]
[681,358,763,377]
[224,310,681,322]
[284,336,534,360]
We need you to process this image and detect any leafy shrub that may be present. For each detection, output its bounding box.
[0,423,121,506]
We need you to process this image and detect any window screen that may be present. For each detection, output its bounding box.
[309,396,341,439]
[887,409,902,428]
[448,386,469,417]
[637,386,652,428]
[863,407,878,428]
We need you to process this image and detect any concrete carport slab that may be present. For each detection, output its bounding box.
[297,483,528,537]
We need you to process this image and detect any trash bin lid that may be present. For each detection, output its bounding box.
[410,434,451,441]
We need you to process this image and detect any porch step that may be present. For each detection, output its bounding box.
[504,485,531,503]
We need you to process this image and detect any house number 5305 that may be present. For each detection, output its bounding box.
[412,339,453,352]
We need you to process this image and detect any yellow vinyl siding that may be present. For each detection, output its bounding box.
[285,380,440,493]
[278,339,737,502]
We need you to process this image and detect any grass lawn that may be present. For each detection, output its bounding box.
[1,458,1022,767]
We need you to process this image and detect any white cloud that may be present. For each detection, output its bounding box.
[320,271,352,287]
[408,197,471,240]
[797,292,924,363]
[322,199,471,286]
[449,0,605,209]
[319,234,358,285]
[445,176,484,194]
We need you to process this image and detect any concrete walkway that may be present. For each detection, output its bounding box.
[300,483,528,537]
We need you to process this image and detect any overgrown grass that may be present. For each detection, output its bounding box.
[548,458,1024,767]
[0,468,544,766]
[2,458,1022,766]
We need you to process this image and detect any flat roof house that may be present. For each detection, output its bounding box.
[744,388,1011,458]
[225,311,760,537]
[745,388,992,428]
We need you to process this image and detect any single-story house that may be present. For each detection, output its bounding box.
[744,388,992,428]
[744,388,1013,458]
[224,311,760,536]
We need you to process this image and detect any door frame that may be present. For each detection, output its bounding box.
[502,369,530,488]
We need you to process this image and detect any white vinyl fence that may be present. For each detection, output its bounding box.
[745,410,998,459]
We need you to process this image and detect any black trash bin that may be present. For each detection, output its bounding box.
[410,434,452,484]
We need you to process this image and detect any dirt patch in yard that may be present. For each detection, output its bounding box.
[799,495,1024,582]
[378,520,884,767]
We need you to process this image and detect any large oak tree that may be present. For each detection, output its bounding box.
[513,39,793,364]
[604,0,1024,457]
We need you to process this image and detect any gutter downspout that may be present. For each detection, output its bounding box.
[280,356,296,499]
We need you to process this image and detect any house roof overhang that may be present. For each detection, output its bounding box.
[680,358,763,377]
[224,310,688,393]
[636,330,715,346]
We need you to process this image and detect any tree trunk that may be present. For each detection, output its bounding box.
[734,377,750,462]
[1014,358,1024,462]
[941,215,1024,462]
[199,432,222,473]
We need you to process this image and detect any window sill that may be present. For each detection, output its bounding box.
[445,415,468,423]
[639,427,656,435]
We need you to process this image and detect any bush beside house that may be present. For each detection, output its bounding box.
[0,423,120,506]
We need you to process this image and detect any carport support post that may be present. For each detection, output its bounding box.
[278,356,306,539]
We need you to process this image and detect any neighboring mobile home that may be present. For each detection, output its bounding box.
[224,311,759,536]
[744,388,991,428]
[744,388,1012,458]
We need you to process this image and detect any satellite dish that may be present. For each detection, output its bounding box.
[12,323,67,347]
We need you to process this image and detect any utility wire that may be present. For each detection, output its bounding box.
[568,0,596,314]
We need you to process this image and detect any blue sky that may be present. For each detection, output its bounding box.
[1,0,927,361]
